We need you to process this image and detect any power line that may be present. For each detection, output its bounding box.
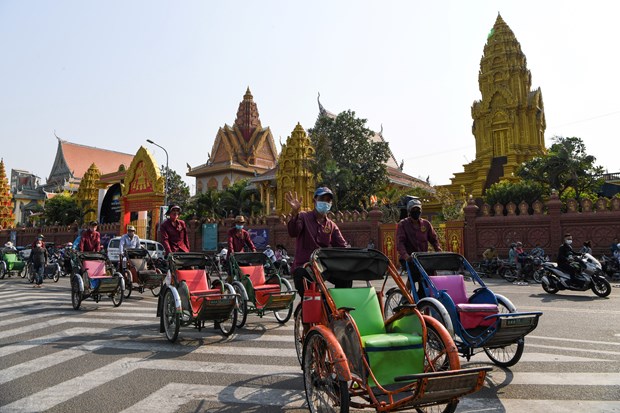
[549,110,620,128]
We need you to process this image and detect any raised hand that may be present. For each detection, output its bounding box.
[285,191,302,214]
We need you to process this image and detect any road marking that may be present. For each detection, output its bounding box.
[120,383,305,412]
[529,335,620,346]
[1,357,300,413]
[526,343,620,357]
[465,398,620,413]
[0,327,107,358]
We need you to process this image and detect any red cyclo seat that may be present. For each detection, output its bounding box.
[241,264,279,306]
[176,269,221,314]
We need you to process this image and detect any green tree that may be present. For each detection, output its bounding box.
[484,180,546,209]
[219,180,263,217]
[162,166,190,210]
[43,192,82,225]
[309,110,390,211]
[185,188,222,220]
[516,136,604,201]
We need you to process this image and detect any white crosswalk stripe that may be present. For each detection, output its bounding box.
[1,277,619,413]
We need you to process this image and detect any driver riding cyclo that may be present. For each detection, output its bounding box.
[396,198,442,299]
[286,186,349,298]
[557,233,580,285]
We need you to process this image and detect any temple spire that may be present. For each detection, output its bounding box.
[234,87,262,142]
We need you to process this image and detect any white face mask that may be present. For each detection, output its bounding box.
[565,239,572,245]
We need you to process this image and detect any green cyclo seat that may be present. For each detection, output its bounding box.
[329,287,424,387]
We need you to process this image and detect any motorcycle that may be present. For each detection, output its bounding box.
[521,254,547,283]
[541,253,611,297]
[600,255,620,280]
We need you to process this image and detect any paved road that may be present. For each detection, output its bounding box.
[0,275,619,412]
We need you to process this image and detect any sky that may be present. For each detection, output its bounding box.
[1,0,619,195]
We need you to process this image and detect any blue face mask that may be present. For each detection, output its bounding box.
[235,224,244,230]
[316,201,332,214]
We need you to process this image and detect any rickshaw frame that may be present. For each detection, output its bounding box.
[157,252,239,342]
[70,251,125,310]
[385,252,542,367]
[299,248,490,413]
[121,247,164,298]
[227,251,296,328]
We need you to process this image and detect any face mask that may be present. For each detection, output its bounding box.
[316,201,332,214]
[410,210,422,220]
[235,224,244,230]
[565,239,572,245]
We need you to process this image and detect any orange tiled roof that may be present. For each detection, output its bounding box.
[60,140,134,178]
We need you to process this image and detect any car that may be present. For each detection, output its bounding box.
[107,237,165,264]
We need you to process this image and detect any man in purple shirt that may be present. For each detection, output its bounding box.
[397,198,442,297]
[160,205,190,255]
[286,186,348,296]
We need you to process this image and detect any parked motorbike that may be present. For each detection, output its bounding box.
[541,253,611,297]
[600,255,620,280]
[521,254,547,283]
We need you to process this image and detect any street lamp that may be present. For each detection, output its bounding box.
[146,139,169,207]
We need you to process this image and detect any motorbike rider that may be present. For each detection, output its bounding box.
[557,233,579,285]
[274,244,291,275]
[580,240,593,255]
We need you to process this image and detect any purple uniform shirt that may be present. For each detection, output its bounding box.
[396,217,441,260]
[227,227,256,257]
[287,210,347,269]
[160,218,190,254]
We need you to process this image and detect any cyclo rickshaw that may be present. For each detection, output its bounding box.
[121,248,164,298]
[157,252,238,342]
[227,251,296,328]
[297,248,491,413]
[70,251,125,310]
[384,252,543,367]
[1,249,26,278]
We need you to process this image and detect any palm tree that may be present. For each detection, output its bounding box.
[219,180,263,217]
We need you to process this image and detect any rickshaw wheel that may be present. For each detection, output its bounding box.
[483,299,524,367]
[417,302,451,337]
[122,271,132,299]
[71,281,81,310]
[216,307,238,337]
[111,281,124,307]
[303,330,349,413]
[162,289,180,342]
[151,282,161,297]
[52,265,60,282]
[274,278,293,323]
[383,287,406,320]
[293,303,303,366]
[233,284,248,328]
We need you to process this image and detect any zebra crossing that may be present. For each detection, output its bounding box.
[1,277,619,412]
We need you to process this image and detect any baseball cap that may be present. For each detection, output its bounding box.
[313,187,333,199]
[406,198,422,211]
[166,205,181,215]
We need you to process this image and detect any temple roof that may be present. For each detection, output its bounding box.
[46,139,134,190]
[58,140,133,177]
[188,88,278,178]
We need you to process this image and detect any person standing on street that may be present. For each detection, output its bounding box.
[286,187,348,297]
[396,198,442,297]
[29,238,48,288]
[160,205,190,255]
[79,221,101,252]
